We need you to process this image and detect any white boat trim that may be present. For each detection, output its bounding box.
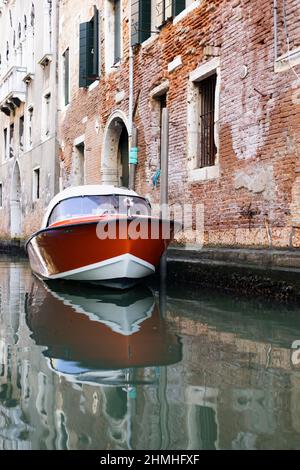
[44,283,155,336]
[46,253,155,281]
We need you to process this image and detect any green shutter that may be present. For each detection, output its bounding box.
[140,0,151,43]
[131,0,151,46]
[92,6,99,76]
[79,8,99,88]
[173,0,186,16]
[79,22,89,88]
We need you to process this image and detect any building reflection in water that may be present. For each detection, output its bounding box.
[1,260,300,450]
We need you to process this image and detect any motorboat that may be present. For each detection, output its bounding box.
[25,185,178,288]
[25,278,182,386]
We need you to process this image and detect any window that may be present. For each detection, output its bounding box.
[33,168,40,201]
[28,107,33,148]
[79,7,99,87]
[3,128,8,159]
[131,0,152,45]
[105,1,122,70]
[31,3,35,30]
[19,116,24,151]
[44,93,51,136]
[198,74,217,168]
[9,124,14,158]
[73,142,85,185]
[0,184,2,208]
[187,58,220,181]
[131,1,197,44]
[173,0,188,16]
[63,48,70,105]
[114,0,121,64]
[156,0,172,25]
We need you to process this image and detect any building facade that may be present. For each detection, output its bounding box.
[0,0,59,240]
[57,0,300,249]
[1,1,300,248]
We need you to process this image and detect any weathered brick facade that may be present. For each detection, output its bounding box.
[58,0,300,249]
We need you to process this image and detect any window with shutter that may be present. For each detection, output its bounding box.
[172,0,186,16]
[79,7,99,88]
[156,1,172,27]
[131,0,152,46]
[63,48,70,105]
[114,0,121,63]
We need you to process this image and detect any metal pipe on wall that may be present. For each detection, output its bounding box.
[128,44,138,190]
[128,22,138,190]
[159,108,169,316]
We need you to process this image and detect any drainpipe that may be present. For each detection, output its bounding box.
[274,0,278,62]
[159,108,169,316]
[54,0,60,194]
[128,27,138,189]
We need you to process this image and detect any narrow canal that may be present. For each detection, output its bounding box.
[1,256,300,450]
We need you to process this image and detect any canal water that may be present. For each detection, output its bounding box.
[1,256,300,450]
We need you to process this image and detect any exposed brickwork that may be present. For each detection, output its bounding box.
[58,0,300,249]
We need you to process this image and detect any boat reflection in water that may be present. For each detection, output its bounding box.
[26,279,182,387]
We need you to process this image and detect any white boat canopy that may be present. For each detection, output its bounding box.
[42,185,141,228]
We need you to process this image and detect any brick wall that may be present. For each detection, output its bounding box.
[59,0,300,249]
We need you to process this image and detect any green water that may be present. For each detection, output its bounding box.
[1,257,300,450]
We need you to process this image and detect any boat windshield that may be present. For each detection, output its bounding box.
[47,195,151,226]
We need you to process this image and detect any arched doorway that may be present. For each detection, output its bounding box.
[102,112,129,188]
[10,162,22,238]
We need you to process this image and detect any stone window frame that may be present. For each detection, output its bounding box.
[105,0,123,73]
[61,47,70,109]
[187,57,221,183]
[72,134,86,186]
[3,127,8,161]
[32,166,40,202]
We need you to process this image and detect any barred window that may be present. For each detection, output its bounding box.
[198,74,217,168]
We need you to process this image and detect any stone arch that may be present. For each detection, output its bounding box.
[10,161,22,238]
[101,110,129,188]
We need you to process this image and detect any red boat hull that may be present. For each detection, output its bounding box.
[26,216,174,285]
[26,280,182,371]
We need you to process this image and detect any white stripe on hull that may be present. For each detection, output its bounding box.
[44,254,155,281]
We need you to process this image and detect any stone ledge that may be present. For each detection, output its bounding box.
[167,247,300,271]
[166,247,300,302]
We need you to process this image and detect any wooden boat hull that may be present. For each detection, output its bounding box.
[26,217,174,287]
